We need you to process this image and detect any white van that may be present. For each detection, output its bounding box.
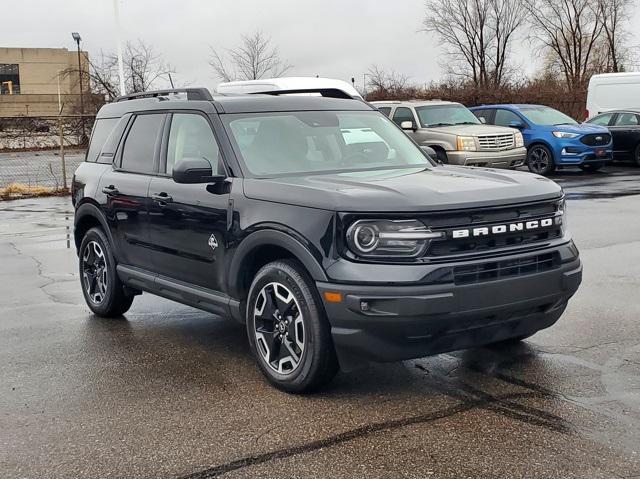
[216,77,363,100]
[586,72,640,119]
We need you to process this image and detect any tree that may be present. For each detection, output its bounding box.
[366,65,411,95]
[61,39,175,103]
[209,31,292,82]
[524,0,603,90]
[596,0,634,72]
[422,0,525,88]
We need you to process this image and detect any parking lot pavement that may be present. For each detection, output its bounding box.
[1,166,640,478]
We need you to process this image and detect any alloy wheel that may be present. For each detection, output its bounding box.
[253,282,305,375]
[529,147,549,174]
[82,240,108,304]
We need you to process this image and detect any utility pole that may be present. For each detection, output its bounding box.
[113,0,126,96]
[71,32,86,141]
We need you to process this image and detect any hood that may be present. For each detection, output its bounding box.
[536,122,609,134]
[425,124,516,136]
[243,166,562,212]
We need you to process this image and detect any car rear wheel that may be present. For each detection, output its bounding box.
[246,260,338,393]
[79,227,134,317]
[579,162,603,172]
[527,145,555,175]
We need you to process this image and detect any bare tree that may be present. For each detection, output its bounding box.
[209,31,292,82]
[524,0,603,90]
[366,65,411,93]
[422,0,525,88]
[595,0,634,72]
[61,39,175,103]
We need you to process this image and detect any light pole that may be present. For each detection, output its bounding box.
[71,32,86,140]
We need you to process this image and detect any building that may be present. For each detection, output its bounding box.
[0,47,95,117]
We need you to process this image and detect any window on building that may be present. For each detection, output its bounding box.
[0,64,20,95]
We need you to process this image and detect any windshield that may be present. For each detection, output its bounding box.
[415,105,480,127]
[519,106,577,126]
[224,111,433,177]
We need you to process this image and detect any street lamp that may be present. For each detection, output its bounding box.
[71,32,86,140]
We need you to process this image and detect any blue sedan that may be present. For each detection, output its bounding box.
[470,104,612,175]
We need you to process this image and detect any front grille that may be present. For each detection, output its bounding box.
[453,253,560,285]
[477,134,515,151]
[580,133,611,146]
[418,199,563,259]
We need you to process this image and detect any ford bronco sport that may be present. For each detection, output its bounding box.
[72,86,582,392]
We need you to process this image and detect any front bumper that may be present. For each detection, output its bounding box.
[317,243,581,369]
[554,139,613,165]
[447,147,527,168]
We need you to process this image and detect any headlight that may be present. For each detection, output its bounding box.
[346,219,444,258]
[515,131,524,147]
[456,136,476,151]
[552,131,579,139]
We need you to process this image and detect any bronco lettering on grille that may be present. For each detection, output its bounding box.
[451,218,555,239]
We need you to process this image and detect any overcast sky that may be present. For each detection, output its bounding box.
[6,0,640,93]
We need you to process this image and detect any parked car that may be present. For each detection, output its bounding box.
[372,100,527,169]
[587,72,640,119]
[471,104,612,175]
[72,84,581,393]
[585,110,640,166]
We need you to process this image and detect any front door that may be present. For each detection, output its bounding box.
[98,112,166,271]
[147,112,230,292]
[609,112,640,155]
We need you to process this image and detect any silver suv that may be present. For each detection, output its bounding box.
[373,100,527,169]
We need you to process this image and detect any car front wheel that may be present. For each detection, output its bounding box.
[527,145,556,175]
[246,260,338,393]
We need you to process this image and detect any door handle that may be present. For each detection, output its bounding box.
[151,192,173,204]
[102,185,119,196]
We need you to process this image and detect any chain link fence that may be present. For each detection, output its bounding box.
[0,115,94,200]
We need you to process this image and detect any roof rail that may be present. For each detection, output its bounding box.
[256,88,354,99]
[114,88,213,102]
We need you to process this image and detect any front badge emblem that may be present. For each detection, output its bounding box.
[208,234,218,251]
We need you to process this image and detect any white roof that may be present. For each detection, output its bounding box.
[216,77,363,99]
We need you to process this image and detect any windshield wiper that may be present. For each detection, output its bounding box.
[428,122,454,127]
[457,122,479,125]
[553,122,575,126]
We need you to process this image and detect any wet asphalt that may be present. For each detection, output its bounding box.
[1,165,640,478]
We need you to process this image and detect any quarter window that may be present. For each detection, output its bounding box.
[166,114,220,174]
[494,109,522,127]
[86,118,118,162]
[377,107,392,117]
[120,114,164,174]
[392,107,416,126]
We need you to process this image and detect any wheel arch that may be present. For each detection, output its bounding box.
[74,202,114,256]
[227,229,328,302]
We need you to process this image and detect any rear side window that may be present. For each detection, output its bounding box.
[86,118,118,162]
[377,107,392,117]
[120,114,165,174]
[494,109,522,127]
[392,107,416,126]
[614,113,640,126]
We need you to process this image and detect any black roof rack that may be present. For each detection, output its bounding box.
[114,88,213,102]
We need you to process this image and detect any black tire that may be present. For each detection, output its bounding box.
[435,149,449,164]
[79,227,134,317]
[634,144,640,167]
[527,144,556,175]
[246,260,338,393]
[579,162,603,172]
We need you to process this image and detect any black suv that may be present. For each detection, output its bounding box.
[72,87,582,392]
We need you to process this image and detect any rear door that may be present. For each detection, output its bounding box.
[147,112,231,291]
[609,112,640,155]
[98,112,166,271]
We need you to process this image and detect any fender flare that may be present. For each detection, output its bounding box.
[227,229,328,298]
[73,202,116,256]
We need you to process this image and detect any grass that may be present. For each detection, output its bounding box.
[0,183,69,200]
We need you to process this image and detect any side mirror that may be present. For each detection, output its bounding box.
[420,146,437,158]
[400,120,417,131]
[172,157,224,184]
[478,116,487,124]
[508,120,525,130]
